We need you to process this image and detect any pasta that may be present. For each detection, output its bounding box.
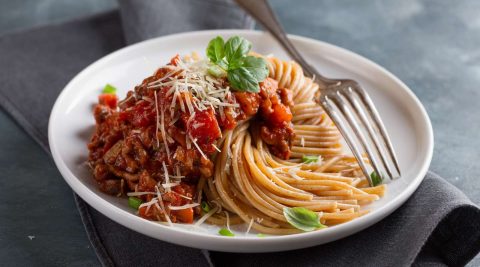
[202,56,384,234]
[87,36,384,236]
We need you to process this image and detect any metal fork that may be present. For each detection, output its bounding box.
[235,0,401,186]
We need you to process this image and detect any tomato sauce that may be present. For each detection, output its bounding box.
[87,57,295,224]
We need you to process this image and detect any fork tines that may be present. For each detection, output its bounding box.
[317,80,401,187]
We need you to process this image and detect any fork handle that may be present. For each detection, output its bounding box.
[235,0,332,85]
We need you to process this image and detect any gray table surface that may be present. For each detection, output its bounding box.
[1,0,479,266]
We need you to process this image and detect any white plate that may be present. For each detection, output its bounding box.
[48,30,433,252]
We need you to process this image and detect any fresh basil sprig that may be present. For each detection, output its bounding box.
[283,207,325,232]
[206,36,268,93]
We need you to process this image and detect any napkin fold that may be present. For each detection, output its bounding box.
[0,1,479,266]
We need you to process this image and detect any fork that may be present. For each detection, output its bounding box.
[235,0,401,186]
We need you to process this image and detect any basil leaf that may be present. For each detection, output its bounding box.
[257,233,266,238]
[206,36,225,63]
[283,207,325,232]
[302,155,319,164]
[102,84,117,94]
[226,56,268,92]
[227,67,260,93]
[370,171,382,186]
[218,228,235,237]
[217,58,229,70]
[237,56,268,82]
[201,201,211,213]
[225,36,251,63]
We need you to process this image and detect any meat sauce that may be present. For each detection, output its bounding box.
[235,78,295,159]
[88,59,294,224]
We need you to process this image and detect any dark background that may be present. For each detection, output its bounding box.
[0,0,478,265]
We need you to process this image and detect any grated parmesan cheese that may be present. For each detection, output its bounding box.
[189,134,208,160]
[155,186,173,226]
[212,144,221,153]
[194,205,219,227]
[245,218,254,235]
[287,167,305,180]
[154,91,160,148]
[168,203,200,210]
[161,182,180,188]
[127,191,155,197]
[160,105,170,157]
[224,211,231,231]
[162,161,171,193]
[146,59,238,121]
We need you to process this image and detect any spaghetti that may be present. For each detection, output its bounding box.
[87,36,384,235]
[202,56,384,234]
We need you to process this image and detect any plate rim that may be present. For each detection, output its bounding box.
[48,29,434,252]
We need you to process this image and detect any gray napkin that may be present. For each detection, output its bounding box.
[0,3,479,267]
[118,0,254,44]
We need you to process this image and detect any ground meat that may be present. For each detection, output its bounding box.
[199,156,214,177]
[138,183,196,223]
[260,124,295,159]
[88,63,219,197]
[93,104,112,124]
[87,56,297,225]
[93,163,109,181]
[172,146,213,178]
[232,78,296,159]
[278,87,294,108]
[98,179,122,195]
[137,170,156,192]
[257,78,295,159]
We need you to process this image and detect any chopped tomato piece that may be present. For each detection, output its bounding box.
[234,92,261,117]
[120,101,155,127]
[267,103,293,126]
[172,208,194,223]
[98,93,118,109]
[187,108,222,153]
[139,205,159,220]
[217,107,237,130]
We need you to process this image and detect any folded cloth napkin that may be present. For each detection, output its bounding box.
[118,0,254,44]
[0,1,479,267]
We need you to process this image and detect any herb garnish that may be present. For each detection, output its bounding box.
[370,171,382,186]
[218,228,235,237]
[102,84,117,94]
[201,201,211,213]
[206,36,268,93]
[128,196,143,210]
[283,207,325,232]
[302,155,319,164]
